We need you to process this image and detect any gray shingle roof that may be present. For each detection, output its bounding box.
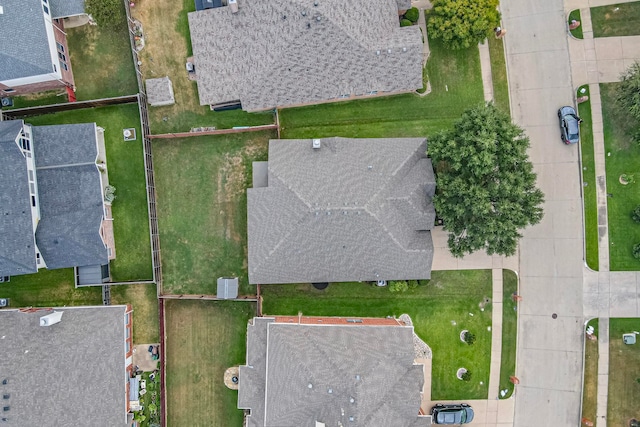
[0,306,128,426]
[49,0,86,18]
[0,0,55,82]
[0,121,37,276]
[32,124,107,269]
[239,317,427,427]
[247,137,435,284]
[188,0,423,111]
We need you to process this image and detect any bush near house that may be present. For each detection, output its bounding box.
[427,0,500,50]
[404,7,420,23]
[401,18,413,27]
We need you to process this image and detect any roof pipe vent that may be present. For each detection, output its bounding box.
[40,311,63,326]
[312,139,321,149]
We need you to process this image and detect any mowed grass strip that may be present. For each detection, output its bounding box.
[132,0,274,133]
[498,270,517,399]
[578,85,599,271]
[111,283,159,343]
[569,9,584,39]
[25,104,153,281]
[279,30,483,139]
[261,270,493,400]
[66,2,138,100]
[601,83,640,270]
[608,318,640,426]
[582,318,599,426]
[165,300,255,427]
[591,2,640,37]
[154,130,276,295]
[487,37,510,115]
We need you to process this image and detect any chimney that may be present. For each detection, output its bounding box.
[228,0,238,13]
[40,311,63,326]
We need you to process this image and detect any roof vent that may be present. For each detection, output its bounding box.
[312,139,321,149]
[40,311,63,326]
[327,388,333,394]
[308,383,313,389]
[0,6,4,14]
[228,0,238,13]
[402,47,407,52]
[313,0,318,5]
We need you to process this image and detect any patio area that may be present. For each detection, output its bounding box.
[133,343,160,372]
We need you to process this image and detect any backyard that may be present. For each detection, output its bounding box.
[608,318,640,426]
[578,85,599,271]
[154,130,276,295]
[131,0,274,133]
[582,318,599,426]
[165,300,255,427]
[261,270,495,400]
[591,1,640,37]
[111,283,159,343]
[601,83,640,270]
[498,270,518,399]
[25,104,153,281]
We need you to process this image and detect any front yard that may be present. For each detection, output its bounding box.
[165,300,255,427]
[261,270,494,400]
[154,131,276,295]
[608,318,640,426]
[591,1,640,37]
[498,270,518,399]
[582,319,599,426]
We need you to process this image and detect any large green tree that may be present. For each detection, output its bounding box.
[617,61,640,123]
[427,0,501,50]
[429,104,544,257]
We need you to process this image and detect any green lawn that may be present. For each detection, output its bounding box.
[66,3,138,100]
[498,270,518,399]
[582,318,599,426]
[279,29,483,139]
[26,104,153,281]
[165,300,255,427]
[0,269,101,307]
[569,9,584,39]
[578,85,599,271]
[261,270,493,400]
[592,2,640,37]
[601,83,640,270]
[5,90,68,109]
[608,318,640,426]
[111,283,159,343]
[154,131,276,295]
[487,37,510,115]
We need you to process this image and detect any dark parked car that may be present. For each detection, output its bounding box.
[431,403,474,424]
[558,106,581,144]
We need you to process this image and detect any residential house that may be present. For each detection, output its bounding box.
[247,137,436,284]
[238,316,431,427]
[0,0,88,97]
[187,0,423,112]
[0,305,134,426]
[0,120,114,284]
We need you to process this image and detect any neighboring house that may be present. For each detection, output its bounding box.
[247,137,436,284]
[0,120,114,284]
[187,0,423,112]
[238,316,432,427]
[0,0,87,97]
[0,305,134,426]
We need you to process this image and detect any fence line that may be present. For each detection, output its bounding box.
[149,123,278,139]
[1,95,139,118]
[160,294,259,301]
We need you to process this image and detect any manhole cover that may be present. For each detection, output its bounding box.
[552,313,558,319]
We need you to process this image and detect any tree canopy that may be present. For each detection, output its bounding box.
[427,0,501,50]
[85,0,124,29]
[428,104,544,257]
[616,61,640,126]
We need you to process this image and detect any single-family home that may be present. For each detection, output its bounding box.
[0,305,134,426]
[238,315,431,427]
[0,0,88,97]
[0,119,115,284]
[247,137,436,284]
[187,0,423,112]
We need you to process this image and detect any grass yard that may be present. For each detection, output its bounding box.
[498,270,518,399]
[261,270,494,400]
[487,37,510,115]
[608,318,640,426]
[582,318,599,426]
[66,3,138,100]
[601,83,640,270]
[131,0,274,134]
[111,283,159,343]
[154,130,276,295]
[0,269,101,307]
[279,28,483,139]
[569,10,584,39]
[591,2,640,37]
[578,85,599,271]
[4,90,69,109]
[25,104,153,281]
[165,300,255,427]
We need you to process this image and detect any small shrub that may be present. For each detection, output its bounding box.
[407,280,419,289]
[622,173,636,184]
[633,243,640,260]
[461,370,472,381]
[464,331,476,345]
[633,206,640,223]
[404,7,419,23]
[400,18,413,27]
[389,280,409,293]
